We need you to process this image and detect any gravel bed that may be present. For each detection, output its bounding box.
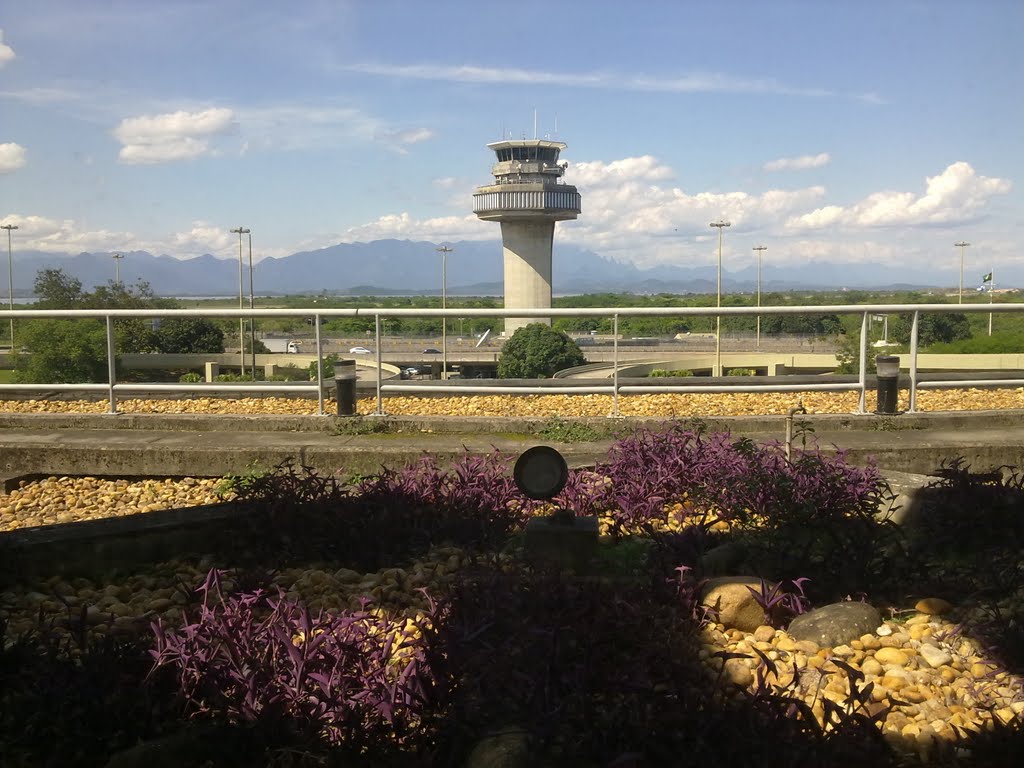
[0,387,1022,417]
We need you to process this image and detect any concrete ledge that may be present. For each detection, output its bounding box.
[1,409,1023,436]
[0,500,252,584]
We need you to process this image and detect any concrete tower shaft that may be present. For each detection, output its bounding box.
[473,139,581,335]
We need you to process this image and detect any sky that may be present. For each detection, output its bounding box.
[1,0,1022,284]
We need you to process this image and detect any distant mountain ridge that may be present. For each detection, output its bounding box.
[7,239,1014,297]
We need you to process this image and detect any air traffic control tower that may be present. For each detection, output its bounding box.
[473,139,581,335]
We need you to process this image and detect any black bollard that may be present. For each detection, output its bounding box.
[875,355,901,415]
[334,359,357,416]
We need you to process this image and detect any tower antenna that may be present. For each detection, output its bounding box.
[534,109,537,139]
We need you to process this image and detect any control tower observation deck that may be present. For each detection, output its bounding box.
[472,139,581,335]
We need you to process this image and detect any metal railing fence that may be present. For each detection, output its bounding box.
[1,303,1022,417]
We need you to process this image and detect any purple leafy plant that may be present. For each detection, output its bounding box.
[148,569,438,753]
[746,578,811,629]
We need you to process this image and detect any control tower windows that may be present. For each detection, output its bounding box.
[493,146,562,163]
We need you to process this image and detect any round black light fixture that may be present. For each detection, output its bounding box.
[513,446,569,500]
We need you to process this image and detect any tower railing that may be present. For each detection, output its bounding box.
[1,302,1023,417]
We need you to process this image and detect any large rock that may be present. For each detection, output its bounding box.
[699,576,765,632]
[787,602,882,648]
[465,726,531,768]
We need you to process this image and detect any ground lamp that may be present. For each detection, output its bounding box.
[874,355,901,415]
[333,358,357,416]
[518,446,598,569]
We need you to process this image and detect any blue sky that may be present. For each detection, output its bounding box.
[1,0,1021,284]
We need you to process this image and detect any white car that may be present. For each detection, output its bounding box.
[348,346,372,354]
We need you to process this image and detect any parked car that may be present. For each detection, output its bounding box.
[348,346,372,354]
[422,348,441,354]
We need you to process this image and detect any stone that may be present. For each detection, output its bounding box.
[699,576,766,632]
[723,658,754,687]
[753,625,776,643]
[875,647,910,666]
[787,601,882,648]
[918,643,953,669]
[861,657,883,676]
[915,597,953,615]
[698,541,748,576]
[465,726,531,768]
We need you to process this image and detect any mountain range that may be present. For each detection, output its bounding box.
[7,240,1014,298]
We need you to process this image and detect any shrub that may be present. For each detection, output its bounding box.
[496,323,586,378]
[727,367,757,376]
[225,455,532,570]
[179,372,202,383]
[149,569,436,757]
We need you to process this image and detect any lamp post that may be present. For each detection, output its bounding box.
[955,241,970,304]
[988,269,995,337]
[247,230,256,376]
[112,252,125,286]
[710,220,731,376]
[230,227,250,377]
[2,224,17,349]
[437,245,453,379]
[753,245,767,348]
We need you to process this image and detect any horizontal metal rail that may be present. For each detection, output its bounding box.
[0,303,1021,418]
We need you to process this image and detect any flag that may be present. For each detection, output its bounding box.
[982,272,993,282]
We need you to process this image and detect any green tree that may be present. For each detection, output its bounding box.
[497,323,587,378]
[153,317,225,353]
[13,320,110,383]
[890,312,971,347]
[33,268,84,308]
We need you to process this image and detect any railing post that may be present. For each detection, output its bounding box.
[315,314,324,415]
[106,315,118,414]
[909,310,920,413]
[611,313,620,417]
[856,311,868,414]
[375,314,384,415]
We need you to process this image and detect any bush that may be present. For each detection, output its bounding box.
[150,569,435,757]
[649,368,694,377]
[496,323,586,378]
[179,372,202,383]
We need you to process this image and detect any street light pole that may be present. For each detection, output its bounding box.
[112,252,125,286]
[247,231,257,376]
[437,245,453,380]
[753,245,766,348]
[989,269,995,337]
[710,221,731,376]
[955,241,970,304]
[230,227,250,377]
[2,224,17,349]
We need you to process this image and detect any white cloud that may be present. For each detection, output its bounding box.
[334,155,829,268]
[0,29,14,68]
[114,107,236,164]
[345,62,879,102]
[786,162,1011,230]
[0,142,27,173]
[375,126,436,154]
[764,153,831,172]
